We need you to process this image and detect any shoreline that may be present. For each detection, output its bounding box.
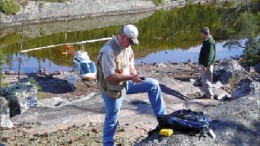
[2,52,244,75]
[0,0,232,28]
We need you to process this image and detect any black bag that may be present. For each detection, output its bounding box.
[167,109,209,131]
[166,109,212,139]
[149,109,215,139]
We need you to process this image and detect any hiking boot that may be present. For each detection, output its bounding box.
[157,116,169,128]
[148,116,169,136]
[148,125,161,136]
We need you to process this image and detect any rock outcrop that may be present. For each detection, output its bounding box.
[0,0,235,27]
[0,83,37,128]
[0,0,156,27]
[0,96,14,128]
[254,63,260,73]
[215,59,251,87]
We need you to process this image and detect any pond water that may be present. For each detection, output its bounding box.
[0,3,249,73]
[7,41,244,73]
[135,41,244,64]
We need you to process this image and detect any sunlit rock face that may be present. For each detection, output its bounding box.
[0,96,14,128]
[0,82,38,128]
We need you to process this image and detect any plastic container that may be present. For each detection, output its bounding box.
[159,129,174,137]
[27,96,37,107]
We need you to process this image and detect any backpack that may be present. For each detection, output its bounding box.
[165,109,213,139]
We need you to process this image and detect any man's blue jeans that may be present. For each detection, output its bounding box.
[102,78,167,146]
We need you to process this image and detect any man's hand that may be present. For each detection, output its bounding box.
[131,74,143,83]
[201,65,208,71]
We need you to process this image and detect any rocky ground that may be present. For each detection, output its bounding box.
[1,61,259,146]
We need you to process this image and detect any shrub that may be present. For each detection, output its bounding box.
[225,10,260,67]
[242,41,260,66]
[239,12,260,66]
[0,0,21,15]
[29,77,42,91]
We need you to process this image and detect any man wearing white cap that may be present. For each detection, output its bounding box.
[97,24,167,146]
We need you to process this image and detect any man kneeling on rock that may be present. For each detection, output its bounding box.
[97,24,167,146]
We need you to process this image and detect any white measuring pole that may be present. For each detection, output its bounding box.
[21,37,113,53]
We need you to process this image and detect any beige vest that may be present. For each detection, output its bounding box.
[96,38,126,98]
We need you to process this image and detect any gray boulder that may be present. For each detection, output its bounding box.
[0,96,14,128]
[250,81,260,95]
[212,81,230,100]
[254,63,260,73]
[231,79,260,99]
[215,59,250,86]
[0,82,38,117]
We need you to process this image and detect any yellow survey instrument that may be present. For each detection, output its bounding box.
[159,129,174,137]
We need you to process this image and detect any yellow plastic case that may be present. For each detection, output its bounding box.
[159,129,173,136]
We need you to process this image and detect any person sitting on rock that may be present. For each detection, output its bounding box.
[96,24,167,146]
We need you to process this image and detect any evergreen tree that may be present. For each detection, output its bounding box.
[224,8,260,66]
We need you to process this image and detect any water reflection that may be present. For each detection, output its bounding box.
[135,41,244,64]
[5,55,72,73]
[0,3,251,73]
[6,41,244,73]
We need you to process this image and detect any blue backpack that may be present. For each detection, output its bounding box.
[166,109,210,138]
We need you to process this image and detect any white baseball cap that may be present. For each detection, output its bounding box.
[123,24,139,45]
[201,27,210,34]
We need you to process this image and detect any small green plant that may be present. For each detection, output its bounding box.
[57,0,66,2]
[0,0,21,15]
[153,0,165,6]
[31,0,67,3]
[242,44,260,66]
[37,92,45,100]
[2,82,9,87]
[29,77,42,91]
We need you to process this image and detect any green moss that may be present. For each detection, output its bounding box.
[0,0,20,15]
